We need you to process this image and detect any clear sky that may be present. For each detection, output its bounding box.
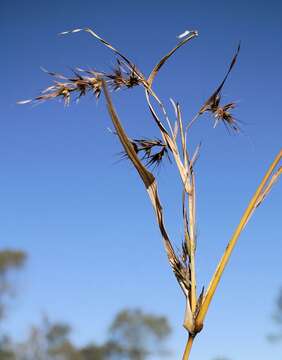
[1,0,282,359]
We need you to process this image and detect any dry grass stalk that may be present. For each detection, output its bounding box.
[19,28,281,360]
[195,149,282,332]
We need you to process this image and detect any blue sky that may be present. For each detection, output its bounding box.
[1,0,282,359]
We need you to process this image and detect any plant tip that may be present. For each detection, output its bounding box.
[59,28,83,36]
[178,30,192,39]
[17,99,32,105]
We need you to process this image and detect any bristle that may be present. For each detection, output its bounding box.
[19,60,140,106]
[121,138,170,169]
[106,60,140,90]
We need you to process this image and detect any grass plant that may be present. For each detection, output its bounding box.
[19,28,281,359]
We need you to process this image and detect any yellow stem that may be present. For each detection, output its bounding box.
[188,175,197,313]
[196,149,281,328]
[182,335,195,360]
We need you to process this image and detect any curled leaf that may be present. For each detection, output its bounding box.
[147,31,198,87]
[199,43,241,114]
[122,138,170,169]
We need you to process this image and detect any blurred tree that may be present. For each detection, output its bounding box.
[0,336,15,360]
[79,341,124,360]
[79,344,105,360]
[0,249,26,360]
[15,326,48,360]
[267,288,282,343]
[13,309,171,360]
[14,317,121,360]
[109,309,171,360]
[45,318,79,360]
[0,249,26,321]
[15,316,80,360]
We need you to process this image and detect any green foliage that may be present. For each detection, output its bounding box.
[267,288,282,343]
[0,250,26,358]
[15,317,79,360]
[0,350,15,360]
[10,309,171,360]
[0,249,27,321]
[0,251,26,273]
[0,251,170,360]
[272,288,282,325]
[0,336,15,360]
[46,321,72,352]
[79,341,124,360]
[79,344,106,360]
[109,309,171,360]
